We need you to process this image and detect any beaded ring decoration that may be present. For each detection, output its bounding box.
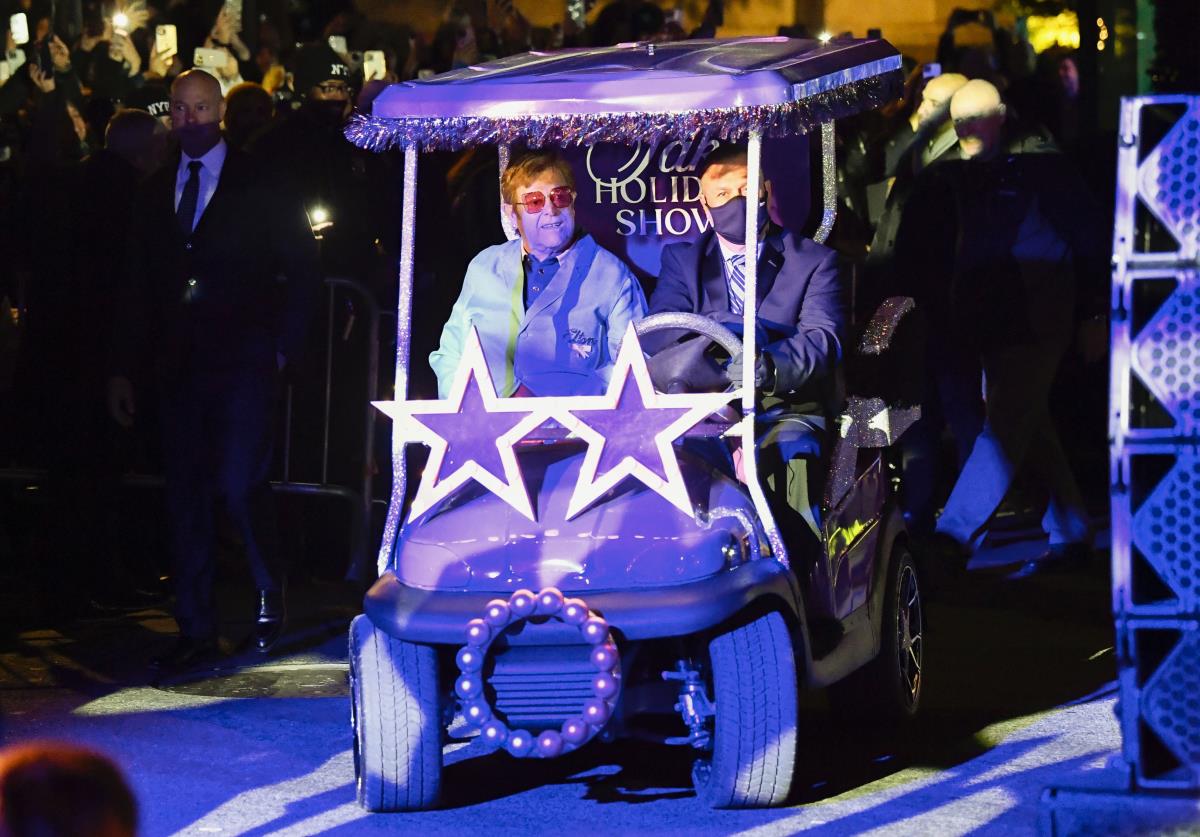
[455,586,621,758]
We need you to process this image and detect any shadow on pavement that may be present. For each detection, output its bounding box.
[0,534,1118,833]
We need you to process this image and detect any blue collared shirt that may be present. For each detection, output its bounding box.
[523,252,561,310]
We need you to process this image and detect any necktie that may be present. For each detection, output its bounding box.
[727,253,746,315]
[176,160,203,235]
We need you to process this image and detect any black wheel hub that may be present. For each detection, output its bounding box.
[896,563,923,708]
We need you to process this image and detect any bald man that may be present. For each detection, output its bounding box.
[110,69,322,669]
[913,72,969,167]
[880,71,968,183]
[892,76,1102,571]
[949,78,1008,160]
[867,73,970,279]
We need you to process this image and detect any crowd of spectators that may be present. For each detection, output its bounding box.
[0,0,723,623]
[0,0,1113,624]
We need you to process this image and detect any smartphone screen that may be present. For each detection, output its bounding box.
[9,13,29,45]
[328,35,348,55]
[193,47,227,68]
[566,0,586,29]
[155,24,177,57]
[224,0,243,31]
[363,49,386,81]
[922,62,942,79]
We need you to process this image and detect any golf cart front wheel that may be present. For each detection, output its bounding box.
[350,614,442,811]
[694,610,798,808]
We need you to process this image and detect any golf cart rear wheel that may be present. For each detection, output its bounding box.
[830,543,924,725]
[350,614,442,811]
[693,611,798,808]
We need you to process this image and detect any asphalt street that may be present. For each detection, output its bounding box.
[0,539,1125,836]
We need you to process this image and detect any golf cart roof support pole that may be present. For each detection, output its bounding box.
[813,121,836,245]
[377,142,419,576]
[498,144,520,241]
[740,130,789,568]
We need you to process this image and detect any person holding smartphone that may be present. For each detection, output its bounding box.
[250,43,384,280]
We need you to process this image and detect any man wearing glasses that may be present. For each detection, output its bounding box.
[431,150,647,397]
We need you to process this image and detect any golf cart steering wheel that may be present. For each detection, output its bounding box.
[635,313,745,395]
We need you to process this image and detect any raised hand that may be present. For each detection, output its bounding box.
[109,32,142,76]
[28,63,55,93]
[49,35,71,71]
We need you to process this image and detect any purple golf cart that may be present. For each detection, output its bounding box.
[345,36,922,811]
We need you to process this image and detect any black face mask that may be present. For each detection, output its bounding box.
[305,99,348,127]
[706,195,769,245]
[173,122,222,157]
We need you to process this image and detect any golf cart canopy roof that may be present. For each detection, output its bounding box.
[347,36,902,152]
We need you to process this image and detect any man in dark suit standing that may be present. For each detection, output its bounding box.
[108,69,322,669]
[646,143,847,543]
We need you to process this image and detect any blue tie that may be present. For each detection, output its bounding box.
[176,160,203,235]
[727,253,746,315]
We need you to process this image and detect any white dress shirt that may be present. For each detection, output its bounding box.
[174,138,228,232]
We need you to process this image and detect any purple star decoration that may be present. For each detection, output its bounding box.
[570,372,692,484]
[373,325,732,522]
[414,370,534,486]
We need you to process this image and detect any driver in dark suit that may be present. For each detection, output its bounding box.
[646,143,847,542]
[108,70,322,669]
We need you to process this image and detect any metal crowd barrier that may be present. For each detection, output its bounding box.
[0,276,382,582]
[1041,94,1200,835]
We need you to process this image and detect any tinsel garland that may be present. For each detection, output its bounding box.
[345,70,902,152]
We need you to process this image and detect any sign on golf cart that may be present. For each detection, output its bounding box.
[346,36,924,813]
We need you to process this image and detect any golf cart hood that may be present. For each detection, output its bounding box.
[393,446,758,593]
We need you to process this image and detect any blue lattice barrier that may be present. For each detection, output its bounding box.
[1117,619,1200,789]
[1112,95,1200,793]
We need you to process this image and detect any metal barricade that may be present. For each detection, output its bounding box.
[0,276,382,581]
[276,276,382,580]
[1041,93,1200,836]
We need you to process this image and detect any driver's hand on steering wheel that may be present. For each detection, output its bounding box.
[726,351,775,390]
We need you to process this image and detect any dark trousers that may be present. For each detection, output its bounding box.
[160,365,282,639]
[900,345,986,536]
[757,408,827,554]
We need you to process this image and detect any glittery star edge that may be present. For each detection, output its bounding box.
[551,324,733,520]
[373,327,549,522]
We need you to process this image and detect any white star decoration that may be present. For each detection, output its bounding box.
[373,324,734,523]
[551,325,732,519]
[373,328,548,521]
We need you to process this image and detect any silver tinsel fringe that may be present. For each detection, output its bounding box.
[345,71,902,152]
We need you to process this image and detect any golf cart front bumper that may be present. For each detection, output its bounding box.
[363,559,797,644]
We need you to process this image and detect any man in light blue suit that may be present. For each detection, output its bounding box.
[431,150,647,397]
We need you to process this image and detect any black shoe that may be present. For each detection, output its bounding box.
[151,635,220,671]
[253,588,286,654]
[1008,542,1092,581]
